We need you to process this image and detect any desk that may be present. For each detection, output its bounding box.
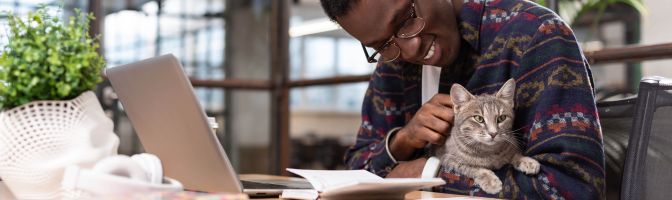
[240,174,497,200]
[0,175,497,199]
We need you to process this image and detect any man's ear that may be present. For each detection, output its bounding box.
[450,84,474,108]
[496,79,516,105]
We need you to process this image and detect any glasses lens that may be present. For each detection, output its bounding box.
[396,18,425,38]
[379,43,401,62]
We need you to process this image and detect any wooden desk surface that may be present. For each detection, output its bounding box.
[0,175,496,199]
[240,174,496,200]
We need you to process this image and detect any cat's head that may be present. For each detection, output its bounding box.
[450,79,516,146]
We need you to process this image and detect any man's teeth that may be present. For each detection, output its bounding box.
[424,42,435,60]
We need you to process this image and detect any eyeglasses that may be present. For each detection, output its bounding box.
[361,0,426,63]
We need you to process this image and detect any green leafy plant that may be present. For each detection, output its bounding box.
[0,7,105,110]
[535,0,646,25]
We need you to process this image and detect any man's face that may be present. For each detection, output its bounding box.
[337,0,461,67]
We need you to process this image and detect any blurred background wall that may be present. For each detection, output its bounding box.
[641,0,672,78]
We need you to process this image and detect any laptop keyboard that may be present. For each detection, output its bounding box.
[242,180,301,189]
[240,180,312,189]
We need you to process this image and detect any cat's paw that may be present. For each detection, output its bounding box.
[475,171,502,194]
[516,156,540,175]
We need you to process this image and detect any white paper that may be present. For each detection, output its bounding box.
[421,65,442,104]
[286,168,383,191]
[286,168,446,199]
[280,189,319,200]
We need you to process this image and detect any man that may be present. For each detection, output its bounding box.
[320,0,605,199]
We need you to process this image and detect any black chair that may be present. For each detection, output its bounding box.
[598,96,636,200]
[598,76,672,200]
[620,76,672,200]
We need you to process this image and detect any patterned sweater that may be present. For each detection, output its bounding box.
[344,0,605,199]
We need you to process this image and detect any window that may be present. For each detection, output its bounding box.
[104,0,226,112]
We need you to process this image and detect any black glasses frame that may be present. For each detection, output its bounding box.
[361,0,424,63]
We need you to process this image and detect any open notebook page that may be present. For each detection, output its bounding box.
[286,168,383,191]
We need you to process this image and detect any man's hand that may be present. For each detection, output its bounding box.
[386,157,427,178]
[390,94,454,161]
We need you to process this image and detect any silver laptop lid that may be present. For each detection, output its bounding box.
[106,54,242,193]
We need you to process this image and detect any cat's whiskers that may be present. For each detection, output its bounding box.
[499,127,525,135]
[511,127,525,132]
[504,131,526,144]
[502,137,522,152]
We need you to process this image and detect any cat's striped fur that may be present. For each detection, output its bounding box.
[439,79,539,194]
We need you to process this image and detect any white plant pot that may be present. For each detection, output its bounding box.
[1,179,17,200]
[0,91,119,199]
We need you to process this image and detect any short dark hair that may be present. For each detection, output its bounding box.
[319,0,359,21]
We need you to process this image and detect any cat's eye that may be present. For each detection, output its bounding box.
[497,115,507,123]
[473,116,484,123]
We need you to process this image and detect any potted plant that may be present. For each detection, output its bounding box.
[534,0,646,29]
[0,7,119,199]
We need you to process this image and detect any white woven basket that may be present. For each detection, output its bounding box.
[0,91,119,199]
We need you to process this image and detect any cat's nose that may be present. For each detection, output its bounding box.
[488,133,497,139]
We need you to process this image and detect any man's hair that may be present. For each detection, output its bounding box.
[319,0,359,21]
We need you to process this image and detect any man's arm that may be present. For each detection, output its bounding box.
[343,62,411,177]
[390,94,454,161]
[345,60,456,177]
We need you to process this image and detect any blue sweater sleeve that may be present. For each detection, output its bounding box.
[343,62,412,177]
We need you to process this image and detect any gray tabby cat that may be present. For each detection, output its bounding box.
[439,79,540,194]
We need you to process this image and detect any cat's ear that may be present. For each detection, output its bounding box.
[450,83,474,107]
[496,79,516,103]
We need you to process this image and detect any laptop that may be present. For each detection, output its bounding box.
[105,54,312,196]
